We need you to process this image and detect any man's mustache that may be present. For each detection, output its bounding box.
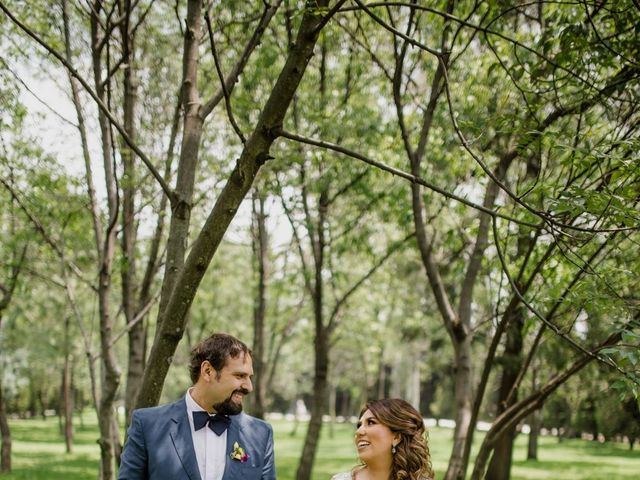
[233,388,250,396]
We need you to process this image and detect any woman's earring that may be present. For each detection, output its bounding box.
[392,444,397,454]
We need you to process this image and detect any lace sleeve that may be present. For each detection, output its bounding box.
[330,473,352,480]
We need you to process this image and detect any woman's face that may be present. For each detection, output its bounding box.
[355,409,398,465]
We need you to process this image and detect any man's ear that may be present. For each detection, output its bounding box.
[201,360,214,381]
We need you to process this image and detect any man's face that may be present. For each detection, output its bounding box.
[209,352,254,415]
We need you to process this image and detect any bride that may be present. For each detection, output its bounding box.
[331,398,434,480]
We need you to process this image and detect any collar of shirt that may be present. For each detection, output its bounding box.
[185,388,208,428]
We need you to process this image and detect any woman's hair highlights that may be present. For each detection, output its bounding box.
[361,398,434,480]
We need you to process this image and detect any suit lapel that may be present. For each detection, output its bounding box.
[169,400,202,480]
[222,415,241,478]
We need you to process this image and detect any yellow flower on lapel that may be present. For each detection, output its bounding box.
[230,441,249,462]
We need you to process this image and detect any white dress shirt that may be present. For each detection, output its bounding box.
[186,389,227,480]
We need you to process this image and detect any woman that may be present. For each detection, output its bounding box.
[331,398,434,480]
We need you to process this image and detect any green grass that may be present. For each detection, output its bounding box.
[1,415,638,479]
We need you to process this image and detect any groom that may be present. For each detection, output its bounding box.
[118,333,276,480]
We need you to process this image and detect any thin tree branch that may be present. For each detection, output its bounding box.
[276,128,542,229]
[344,1,632,99]
[200,0,283,117]
[204,11,246,144]
[0,58,77,128]
[327,232,414,332]
[491,214,627,375]
[312,0,350,34]
[0,177,95,290]
[352,0,442,58]
[0,1,175,203]
[441,60,638,235]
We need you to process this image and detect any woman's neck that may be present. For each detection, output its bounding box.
[357,463,391,480]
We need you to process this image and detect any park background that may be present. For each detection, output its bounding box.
[0,1,639,479]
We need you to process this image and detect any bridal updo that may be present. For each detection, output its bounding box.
[361,398,434,480]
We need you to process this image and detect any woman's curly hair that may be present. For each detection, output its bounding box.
[361,398,434,480]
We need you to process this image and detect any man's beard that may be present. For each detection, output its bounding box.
[213,388,249,415]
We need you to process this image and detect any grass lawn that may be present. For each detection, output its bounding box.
[2,414,638,479]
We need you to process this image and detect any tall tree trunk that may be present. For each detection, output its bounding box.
[376,346,386,399]
[0,379,10,473]
[329,383,337,438]
[62,315,74,453]
[296,183,329,480]
[251,192,269,419]
[90,3,121,476]
[154,0,204,334]
[406,349,421,409]
[118,0,145,426]
[296,331,330,480]
[526,363,541,460]
[0,219,26,474]
[97,261,120,480]
[486,307,524,479]
[527,409,541,460]
[470,324,629,480]
[60,5,107,454]
[486,148,539,479]
[135,0,327,410]
[445,335,473,479]
[387,4,479,476]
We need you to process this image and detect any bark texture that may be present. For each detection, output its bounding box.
[136,0,329,409]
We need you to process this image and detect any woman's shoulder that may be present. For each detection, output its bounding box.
[330,473,352,480]
[331,466,365,480]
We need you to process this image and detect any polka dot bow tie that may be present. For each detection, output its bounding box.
[192,411,231,435]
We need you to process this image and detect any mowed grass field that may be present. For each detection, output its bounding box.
[2,414,639,479]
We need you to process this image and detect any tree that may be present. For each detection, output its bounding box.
[2,2,638,479]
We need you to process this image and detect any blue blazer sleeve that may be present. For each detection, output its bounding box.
[262,424,276,480]
[118,410,148,480]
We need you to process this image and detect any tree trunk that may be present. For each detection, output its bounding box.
[62,314,74,453]
[329,383,337,439]
[444,336,473,480]
[97,271,120,480]
[406,349,421,409]
[295,174,329,480]
[251,192,268,419]
[486,307,524,480]
[527,408,541,460]
[376,347,386,399]
[0,382,11,473]
[153,0,283,341]
[119,0,145,426]
[0,225,27,474]
[60,6,106,457]
[136,0,328,409]
[88,2,122,477]
[154,0,205,334]
[470,325,628,480]
[296,331,330,480]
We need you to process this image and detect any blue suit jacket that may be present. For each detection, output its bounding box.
[118,398,276,480]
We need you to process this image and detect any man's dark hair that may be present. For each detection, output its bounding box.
[189,333,252,384]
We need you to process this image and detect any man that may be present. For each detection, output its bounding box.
[119,333,276,480]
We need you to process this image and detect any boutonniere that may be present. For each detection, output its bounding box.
[230,441,250,463]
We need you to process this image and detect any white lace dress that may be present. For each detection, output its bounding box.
[330,473,352,480]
